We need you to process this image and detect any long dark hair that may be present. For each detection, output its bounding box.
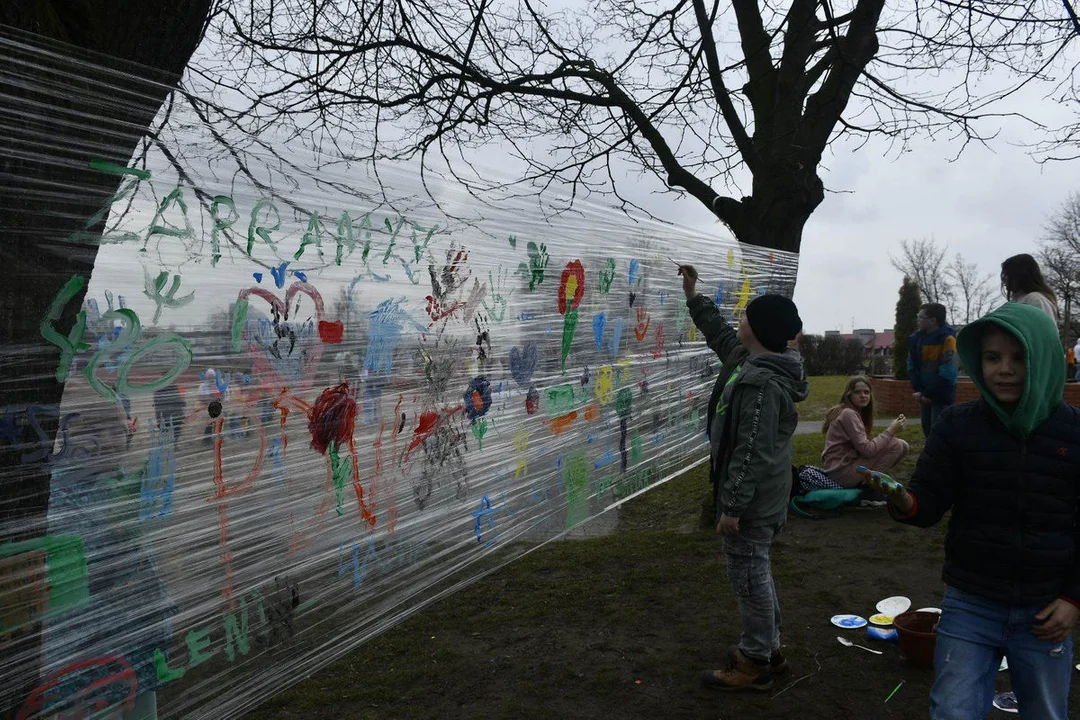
[1001,253,1057,304]
[822,376,875,435]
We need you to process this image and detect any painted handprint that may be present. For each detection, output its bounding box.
[516,241,550,291]
[429,240,471,300]
[481,267,510,322]
[633,306,651,342]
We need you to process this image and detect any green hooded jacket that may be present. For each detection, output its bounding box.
[956,302,1064,437]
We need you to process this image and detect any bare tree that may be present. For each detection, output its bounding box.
[1038,243,1079,335]
[201,0,1079,253]
[1041,193,1080,337]
[948,253,997,324]
[1045,192,1080,251]
[889,238,955,308]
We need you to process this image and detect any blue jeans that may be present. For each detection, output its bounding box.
[920,400,949,437]
[931,586,1073,720]
[723,523,782,662]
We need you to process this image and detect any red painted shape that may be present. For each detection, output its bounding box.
[318,320,345,344]
[634,306,651,341]
[348,437,376,528]
[558,260,586,314]
[407,411,440,457]
[547,411,578,435]
[309,383,357,455]
[17,655,138,720]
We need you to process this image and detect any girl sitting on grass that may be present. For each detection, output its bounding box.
[820,375,909,489]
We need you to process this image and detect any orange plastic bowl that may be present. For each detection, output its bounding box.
[893,611,938,669]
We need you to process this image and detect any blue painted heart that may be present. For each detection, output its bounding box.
[509,341,538,386]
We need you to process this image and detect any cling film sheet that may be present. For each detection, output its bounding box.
[0,26,798,719]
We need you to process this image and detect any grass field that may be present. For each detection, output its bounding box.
[799,374,848,421]
[238,377,989,720]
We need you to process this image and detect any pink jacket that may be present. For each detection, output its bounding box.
[821,407,899,475]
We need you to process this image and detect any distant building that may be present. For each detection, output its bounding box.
[830,328,896,375]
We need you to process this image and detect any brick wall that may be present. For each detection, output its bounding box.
[872,377,1080,415]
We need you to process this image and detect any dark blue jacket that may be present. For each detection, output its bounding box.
[898,400,1080,606]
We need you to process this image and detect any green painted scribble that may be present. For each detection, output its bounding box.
[545,384,576,417]
[561,308,579,373]
[563,451,590,529]
[336,212,355,266]
[39,275,90,383]
[616,387,633,419]
[145,186,194,248]
[412,223,438,263]
[383,217,405,264]
[231,298,249,352]
[330,442,351,516]
[359,214,375,262]
[84,309,140,403]
[0,534,89,626]
[598,257,616,294]
[116,335,193,395]
[144,270,194,324]
[295,212,323,261]
[471,419,489,450]
[70,161,148,245]
[675,303,689,333]
[210,195,238,266]
[88,160,151,180]
[516,241,550,291]
[247,200,280,256]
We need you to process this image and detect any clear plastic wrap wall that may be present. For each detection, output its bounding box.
[0,28,798,720]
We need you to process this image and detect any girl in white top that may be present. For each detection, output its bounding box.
[1001,253,1059,322]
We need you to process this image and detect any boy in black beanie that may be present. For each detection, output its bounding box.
[679,264,809,692]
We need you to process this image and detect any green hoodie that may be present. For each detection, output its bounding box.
[956,302,1064,438]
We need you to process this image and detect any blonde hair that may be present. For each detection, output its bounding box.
[822,375,875,434]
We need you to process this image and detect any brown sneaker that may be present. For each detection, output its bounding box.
[727,644,789,676]
[702,648,774,691]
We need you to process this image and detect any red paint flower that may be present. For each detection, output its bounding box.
[309,383,357,455]
[558,260,586,315]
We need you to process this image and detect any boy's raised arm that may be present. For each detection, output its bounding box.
[679,264,740,364]
[688,294,740,365]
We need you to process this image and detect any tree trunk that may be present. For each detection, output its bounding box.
[711,165,825,253]
[0,4,209,714]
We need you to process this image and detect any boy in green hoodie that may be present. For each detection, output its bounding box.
[869,303,1080,719]
[678,265,809,693]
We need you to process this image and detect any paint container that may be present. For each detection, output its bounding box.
[867,625,898,642]
[893,611,938,669]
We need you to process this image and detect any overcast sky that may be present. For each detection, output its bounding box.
[655,130,1079,335]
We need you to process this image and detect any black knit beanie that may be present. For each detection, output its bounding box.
[745,294,803,352]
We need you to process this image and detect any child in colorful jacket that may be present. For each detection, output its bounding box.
[907,302,958,436]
